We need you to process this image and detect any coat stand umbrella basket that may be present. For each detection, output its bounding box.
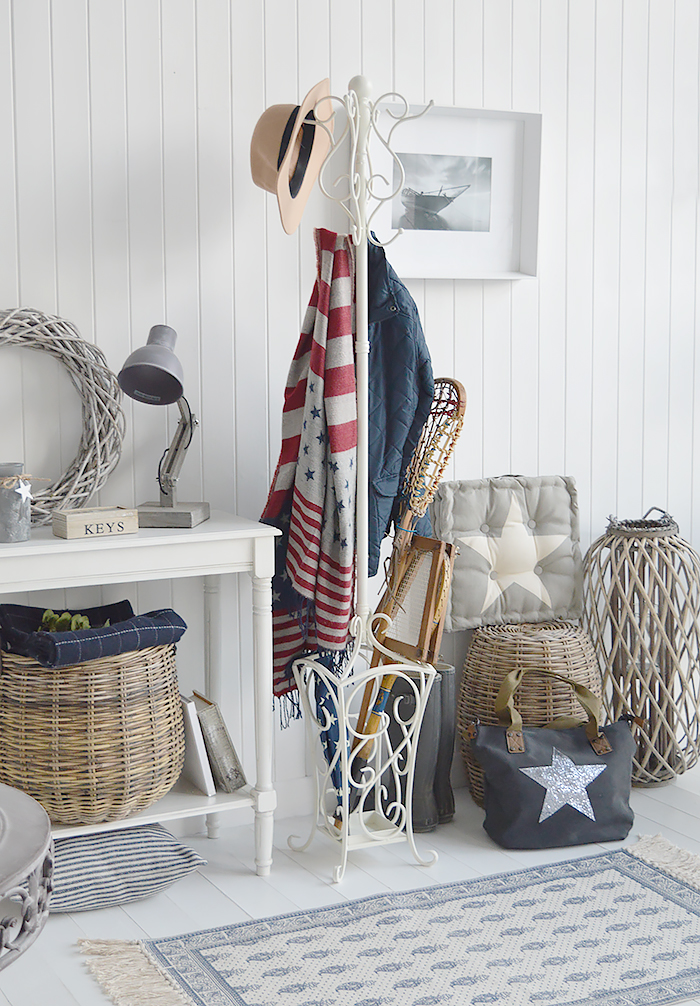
[583,508,700,785]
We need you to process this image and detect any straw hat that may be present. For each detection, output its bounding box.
[250,79,333,235]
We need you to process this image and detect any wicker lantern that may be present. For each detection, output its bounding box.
[583,509,700,785]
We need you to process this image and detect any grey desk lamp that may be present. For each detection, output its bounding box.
[118,325,210,528]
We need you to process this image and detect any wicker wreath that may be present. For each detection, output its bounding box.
[0,308,125,524]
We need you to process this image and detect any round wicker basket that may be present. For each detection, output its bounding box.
[458,622,603,806]
[0,644,184,825]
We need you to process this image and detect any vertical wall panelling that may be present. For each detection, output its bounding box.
[483,0,513,112]
[12,0,56,308]
[0,0,18,305]
[480,282,513,476]
[232,1,267,521]
[263,0,301,515]
[536,0,568,477]
[195,0,236,512]
[693,23,700,545]
[0,0,24,489]
[510,0,541,477]
[393,0,425,105]
[161,0,202,506]
[564,0,596,544]
[424,0,457,390]
[616,1,650,520]
[453,1,485,482]
[454,0,484,108]
[263,0,306,790]
[296,0,331,304]
[424,0,455,108]
[87,2,130,368]
[51,0,98,542]
[10,0,66,487]
[2,0,700,813]
[0,2,22,537]
[116,1,163,514]
[360,0,393,97]
[51,1,93,328]
[329,0,361,98]
[481,0,515,477]
[590,0,623,540]
[667,0,699,537]
[453,282,484,478]
[641,0,674,514]
[230,0,267,779]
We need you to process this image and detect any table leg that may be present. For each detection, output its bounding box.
[251,566,276,876]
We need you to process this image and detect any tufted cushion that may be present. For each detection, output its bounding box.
[49,824,206,912]
[429,475,583,630]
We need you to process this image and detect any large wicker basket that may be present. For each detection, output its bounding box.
[0,644,185,825]
[458,622,603,806]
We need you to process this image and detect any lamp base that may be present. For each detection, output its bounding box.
[136,501,211,528]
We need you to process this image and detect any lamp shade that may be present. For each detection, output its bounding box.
[118,325,184,405]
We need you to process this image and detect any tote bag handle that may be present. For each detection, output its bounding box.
[494,666,604,745]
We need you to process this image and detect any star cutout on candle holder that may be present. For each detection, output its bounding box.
[520,747,606,822]
[14,480,33,503]
[458,493,568,613]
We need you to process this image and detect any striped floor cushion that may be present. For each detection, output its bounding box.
[49,824,207,913]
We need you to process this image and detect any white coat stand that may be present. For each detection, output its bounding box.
[288,77,438,883]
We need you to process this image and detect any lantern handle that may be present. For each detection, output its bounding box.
[643,506,673,522]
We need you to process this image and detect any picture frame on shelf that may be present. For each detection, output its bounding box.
[373,104,542,280]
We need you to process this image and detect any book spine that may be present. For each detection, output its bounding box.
[197,706,246,793]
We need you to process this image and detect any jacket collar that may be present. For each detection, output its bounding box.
[367,240,399,323]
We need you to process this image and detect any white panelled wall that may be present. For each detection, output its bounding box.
[0,0,698,817]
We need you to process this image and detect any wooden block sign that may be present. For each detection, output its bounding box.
[52,506,139,539]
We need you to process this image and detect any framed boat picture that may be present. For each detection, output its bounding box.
[371,104,542,280]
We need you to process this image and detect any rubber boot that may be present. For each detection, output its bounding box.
[433,662,456,823]
[384,672,441,833]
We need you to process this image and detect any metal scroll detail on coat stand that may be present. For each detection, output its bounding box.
[287,77,438,883]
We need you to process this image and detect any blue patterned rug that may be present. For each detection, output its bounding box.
[81,836,700,1006]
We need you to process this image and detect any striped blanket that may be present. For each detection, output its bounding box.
[262,229,357,705]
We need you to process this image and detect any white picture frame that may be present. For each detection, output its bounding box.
[372,104,542,280]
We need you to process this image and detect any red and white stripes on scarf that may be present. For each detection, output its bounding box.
[262,229,357,698]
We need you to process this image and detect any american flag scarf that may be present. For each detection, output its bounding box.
[262,229,357,713]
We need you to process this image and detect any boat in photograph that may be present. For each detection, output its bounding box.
[400,183,470,217]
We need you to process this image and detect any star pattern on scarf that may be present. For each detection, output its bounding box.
[520,748,606,823]
[458,493,568,613]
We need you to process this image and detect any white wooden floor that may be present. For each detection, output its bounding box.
[2,772,700,1006]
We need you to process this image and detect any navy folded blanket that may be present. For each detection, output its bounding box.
[0,601,187,668]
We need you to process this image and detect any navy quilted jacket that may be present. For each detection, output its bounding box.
[368,241,434,576]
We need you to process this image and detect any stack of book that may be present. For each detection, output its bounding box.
[180,692,247,796]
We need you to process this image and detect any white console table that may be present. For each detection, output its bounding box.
[0,511,279,877]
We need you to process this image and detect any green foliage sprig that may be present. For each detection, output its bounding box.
[38,609,110,632]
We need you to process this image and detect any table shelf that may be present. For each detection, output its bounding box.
[51,778,256,839]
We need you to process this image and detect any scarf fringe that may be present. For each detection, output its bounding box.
[627,834,700,891]
[276,690,302,729]
[79,939,192,1005]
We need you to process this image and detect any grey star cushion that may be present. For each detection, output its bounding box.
[429,475,583,630]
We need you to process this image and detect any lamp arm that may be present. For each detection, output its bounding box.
[158,396,196,507]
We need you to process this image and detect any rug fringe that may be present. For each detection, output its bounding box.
[79,939,192,1005]
[628,834,700,891]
